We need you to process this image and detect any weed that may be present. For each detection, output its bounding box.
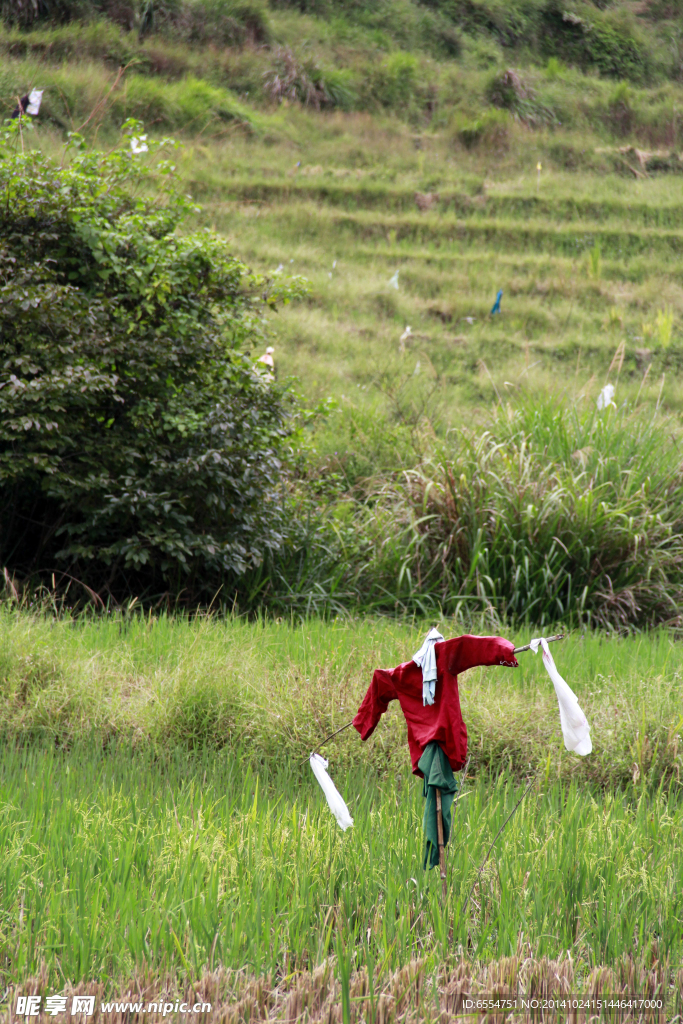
[545,56,565,80]
[655,305,675,347]
[588,239,602,280]
[263,47,354,110]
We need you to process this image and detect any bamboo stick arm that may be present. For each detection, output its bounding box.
[512,633,564,654]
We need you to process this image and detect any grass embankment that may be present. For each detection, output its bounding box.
[3,609,681,787]
[1,611,682,1012]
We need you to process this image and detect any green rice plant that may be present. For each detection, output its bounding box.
[1,608,682,789]
[2,733,683,991]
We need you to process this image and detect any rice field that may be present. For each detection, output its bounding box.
[4,22,683,1015]
[1,611,682,1019]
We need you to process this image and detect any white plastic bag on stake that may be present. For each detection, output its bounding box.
[530,638,592,756]
[309,753,354,831]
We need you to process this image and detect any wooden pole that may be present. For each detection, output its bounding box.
[512,633,564,654]
[435,787,447,902]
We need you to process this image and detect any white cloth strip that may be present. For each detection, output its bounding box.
[412,627,445,706]
[309,753,354,831]
[27,89,44,116]
[530,638,592,756]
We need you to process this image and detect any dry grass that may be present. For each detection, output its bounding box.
[3,948,674,1022]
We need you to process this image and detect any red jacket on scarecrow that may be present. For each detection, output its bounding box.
[353,634,517,775]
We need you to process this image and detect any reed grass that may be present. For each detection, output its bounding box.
[359,398,683,628]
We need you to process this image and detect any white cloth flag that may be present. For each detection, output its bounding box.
[530,638,592,756]
[412,627,445,706]
[309,753,354,831]
[27,89,44,116]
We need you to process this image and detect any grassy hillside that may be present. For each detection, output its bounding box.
[4,1,683,432]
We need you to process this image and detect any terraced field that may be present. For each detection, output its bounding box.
[184,128,683,424]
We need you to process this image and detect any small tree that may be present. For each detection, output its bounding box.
[0,121,305,603]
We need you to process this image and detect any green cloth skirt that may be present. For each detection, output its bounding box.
[417,741,459,870]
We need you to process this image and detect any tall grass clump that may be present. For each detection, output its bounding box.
[361,397,683,628]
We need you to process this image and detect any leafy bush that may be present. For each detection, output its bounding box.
[541,0,652,82]
[421,0,545,48]
[605,81,635,137]
[372,51,420,108]
[0,123,305,604]
[456,107,510,149]
[152,0,271,45]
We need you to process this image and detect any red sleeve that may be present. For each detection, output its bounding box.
[444,635,518,675]
[353,667,399,741]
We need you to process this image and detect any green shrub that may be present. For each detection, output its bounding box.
[0,0,93,28]
[605,80,635,137]
[544,55,564,78]
[644,0,683,20]
[269,0,460,57]
[262,47,356,110]
[459,31,502,68]
[158,0,271,45]
[0,0,142,29]
[487,67,559,126]
[0,0,270,44]
[0,122,306,604]
[541,0,652,82]
[456,107,510,149]
[423,0,545,48]
[372,50,420,107]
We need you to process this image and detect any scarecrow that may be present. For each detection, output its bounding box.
[309,630,591,887]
